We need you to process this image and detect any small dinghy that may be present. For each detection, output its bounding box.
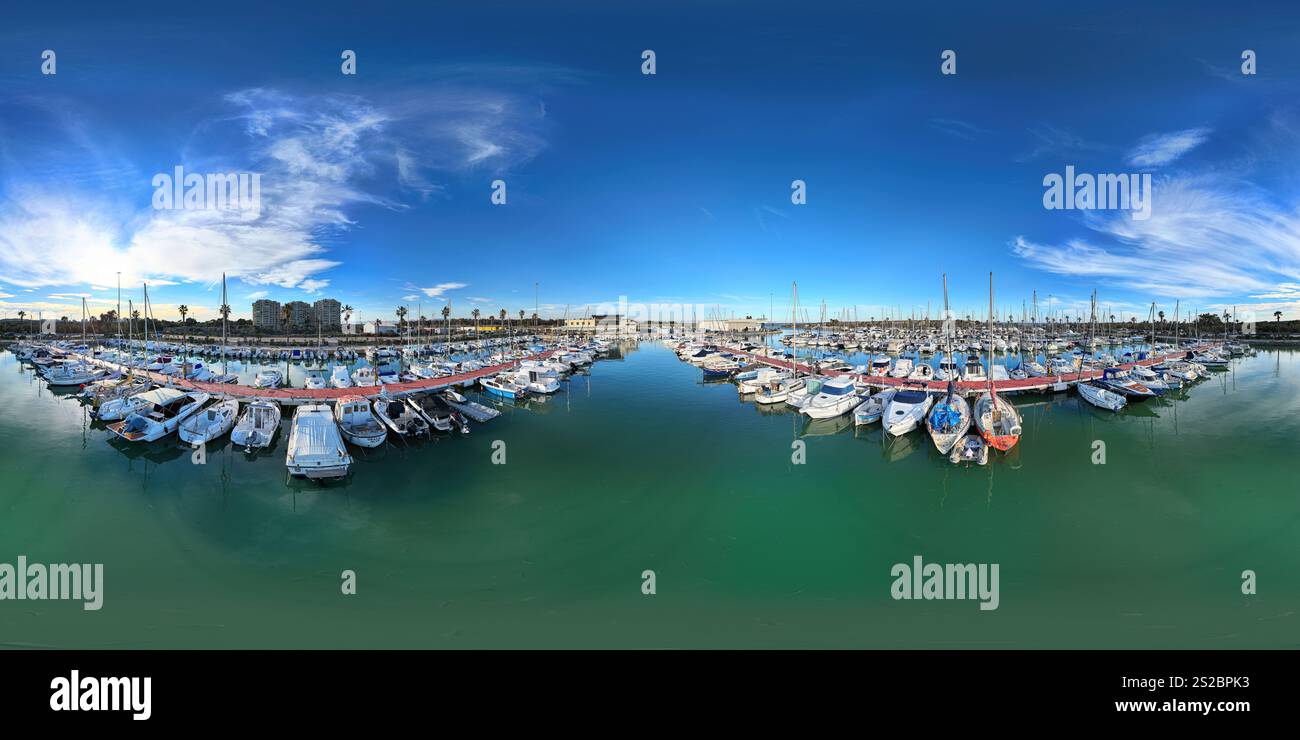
[949,434,989,466]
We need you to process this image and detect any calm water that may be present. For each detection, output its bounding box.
[1,343,1296,648]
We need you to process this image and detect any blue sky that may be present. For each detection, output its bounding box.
[2,0,1300,326]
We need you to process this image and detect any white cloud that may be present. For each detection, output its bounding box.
[405,281,467,297]
[1126,128,1211,167]
[245,290,269,300]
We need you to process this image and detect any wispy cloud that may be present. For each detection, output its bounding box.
[929,118,990,141]
[1015,124,1106,162]
[1126,128,1211,167]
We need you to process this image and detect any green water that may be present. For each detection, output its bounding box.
[1,343,1297,648]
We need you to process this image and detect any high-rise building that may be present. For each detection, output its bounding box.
[313,298,342,331]
[285,301,312,329]
[252,299,281,331]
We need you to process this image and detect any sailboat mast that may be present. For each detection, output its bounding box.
[791,281,798,375]
[987,272,997,408]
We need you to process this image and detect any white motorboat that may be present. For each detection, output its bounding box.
[784,377,825,410]
[888,357,914,378]
[800,376,864,419]
[351,366,377,387]
[866,356,893,377]
[1097,368,1156,398]
[754,375,803,405]
[935,356,961,381]
[481,374,528,399]
[329,365,354,388]
[232,401,281,450]
[738,367,789,394]
[511,367,561,394]
[408,395,466,433]
[1077,382,1126,412]
[107,391,210,442]
[962,357,987,382]
[303,369,327,390]
[374,397,430,437]
[178,398,239,444]
[853,387,896,426]
[285,404,352,479]
[334,395,387,447]
[253,369,283,388]
[907,363,934,381]
[883,382,934,436]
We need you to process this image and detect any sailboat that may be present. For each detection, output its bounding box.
[973,273,1022,452]
[927,381,971,453]
[179,398,239,444]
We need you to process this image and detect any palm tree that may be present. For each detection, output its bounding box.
[472,308,480,337]
[178,305,189,369]
[16,310,25,335]
[441,305,451,342]
[1275,310,1283,333]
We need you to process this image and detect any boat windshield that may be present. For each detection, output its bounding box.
[894,390,927,403]
[821,383,854,396]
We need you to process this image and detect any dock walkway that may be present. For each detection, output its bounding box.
[723,346,1208,396]
[80,351,555,406]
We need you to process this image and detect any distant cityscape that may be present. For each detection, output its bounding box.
[252,298,342,332]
